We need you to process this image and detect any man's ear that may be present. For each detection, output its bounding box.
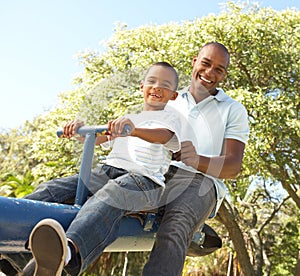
[170,92,178,101]
[192,55,198,66]
[223,70,228,79]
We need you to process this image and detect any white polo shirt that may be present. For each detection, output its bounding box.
[166,86,249,216]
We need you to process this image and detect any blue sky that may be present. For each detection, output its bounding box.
[0,0,299,130]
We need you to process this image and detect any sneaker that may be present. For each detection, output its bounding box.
[29,219,67,276]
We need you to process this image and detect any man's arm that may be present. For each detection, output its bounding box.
[174,139,245,179]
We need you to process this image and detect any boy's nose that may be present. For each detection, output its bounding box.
[153,86,162,92]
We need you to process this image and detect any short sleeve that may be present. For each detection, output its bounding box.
[225,103,250,144]
[128,111,181,152]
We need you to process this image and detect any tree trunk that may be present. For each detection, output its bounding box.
[295,250,300,276]
[217,199,255,276]
[249,229,263,276]
[262,247,271,276]
[268,166,300,210]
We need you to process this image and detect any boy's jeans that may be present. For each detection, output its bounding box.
[9,164,216,275]
[25,164,162,272]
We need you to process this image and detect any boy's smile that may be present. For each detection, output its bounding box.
[141,65,178,111]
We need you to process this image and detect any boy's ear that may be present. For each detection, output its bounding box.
[139,81,144,91]
[170,92,178,101]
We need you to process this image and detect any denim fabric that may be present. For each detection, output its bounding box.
[142,166,217,276]
[65,167,161,272]
[24,165,128,203]
[20,165,216,275]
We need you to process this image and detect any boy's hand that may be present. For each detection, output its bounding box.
[63,120,85,138]
[108,117,135,137]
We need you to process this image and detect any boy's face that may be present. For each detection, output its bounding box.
[141,65,178,111]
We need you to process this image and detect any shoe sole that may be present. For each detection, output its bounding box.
[29,219,67,276]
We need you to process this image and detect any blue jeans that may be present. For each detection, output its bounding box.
[24,165,216,275]
[143,166,216,276]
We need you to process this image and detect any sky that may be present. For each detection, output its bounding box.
[0,0,299,130]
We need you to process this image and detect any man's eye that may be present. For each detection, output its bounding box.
[216,68,225,74]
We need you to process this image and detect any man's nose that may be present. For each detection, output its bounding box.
[205,66,214,76]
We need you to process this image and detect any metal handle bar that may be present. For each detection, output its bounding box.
[57,124,132,138]
[56,124,131,206]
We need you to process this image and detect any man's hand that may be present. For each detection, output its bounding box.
[174,141,199,169]
[174,139,246,178]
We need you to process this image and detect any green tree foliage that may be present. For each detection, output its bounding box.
[0,172,35,198]
[0,2,299,275]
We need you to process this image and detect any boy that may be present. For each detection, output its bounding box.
[25,61,181,275]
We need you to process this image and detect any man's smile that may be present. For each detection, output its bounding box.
[199,75,214,84]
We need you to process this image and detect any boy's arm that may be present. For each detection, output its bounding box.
[63,116,175,146]
[131,128,174,144]
[95,135,110,145]
[108,117,174,144]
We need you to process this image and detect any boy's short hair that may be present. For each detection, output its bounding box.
[144,62,179,90]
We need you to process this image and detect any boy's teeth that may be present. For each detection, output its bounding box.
[150,94,161,98]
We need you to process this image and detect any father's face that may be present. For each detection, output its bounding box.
[191,45,229,95]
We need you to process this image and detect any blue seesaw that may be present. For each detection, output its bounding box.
[0,125,221,256]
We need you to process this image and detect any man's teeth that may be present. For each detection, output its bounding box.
[200,76,213,83]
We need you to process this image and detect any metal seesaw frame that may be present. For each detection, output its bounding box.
[0,126,221,255]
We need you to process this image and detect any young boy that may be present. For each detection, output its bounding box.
[25,62,181,275]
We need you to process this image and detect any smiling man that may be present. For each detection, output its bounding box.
[143,42,249,275]
[191,42,229,101]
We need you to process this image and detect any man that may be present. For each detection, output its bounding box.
[142,42,249,275]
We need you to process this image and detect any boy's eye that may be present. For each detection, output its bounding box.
[160,83,172,89]
[145,79,155,84]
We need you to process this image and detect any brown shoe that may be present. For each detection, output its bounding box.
[29,219,67,276]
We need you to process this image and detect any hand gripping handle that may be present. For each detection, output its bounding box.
[56,124,132,138]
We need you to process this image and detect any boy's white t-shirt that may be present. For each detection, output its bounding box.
[104,110,181,187]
